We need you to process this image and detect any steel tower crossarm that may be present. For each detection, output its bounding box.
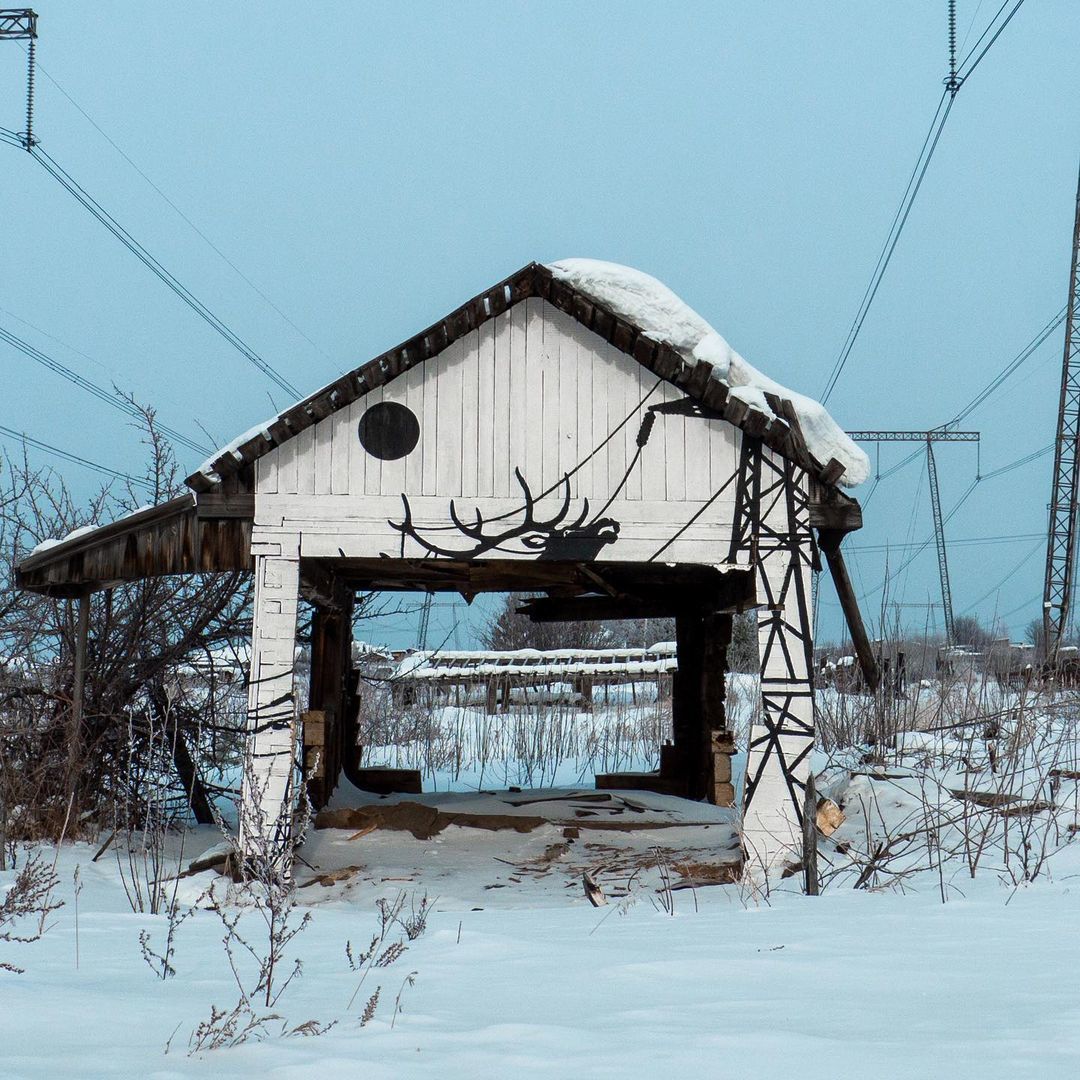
[845,430,979,442]
[0,10,37,38]
[846,429,978,642]
[1043,162,1080,662]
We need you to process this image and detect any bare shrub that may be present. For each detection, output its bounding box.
[0,850,63,973]
[360,687,670,790]
[0,407,251,845]
[187,767,322,1054]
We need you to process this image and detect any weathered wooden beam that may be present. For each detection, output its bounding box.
[673,612,705,799]
[306,578,356,809]
[195,493,255,519]
[818,530,880,691]
[517,575,755,622]
[701,613,735,806]
[71,593,89,748]
[808,497,862,533]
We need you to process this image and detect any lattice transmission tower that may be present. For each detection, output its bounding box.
[1043,162,1080,663]
[846,430,979,643]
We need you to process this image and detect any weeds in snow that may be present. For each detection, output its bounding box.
[345,891,433,1024]
[0,851,62,974]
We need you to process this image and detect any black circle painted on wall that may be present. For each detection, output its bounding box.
[357,401,420,460]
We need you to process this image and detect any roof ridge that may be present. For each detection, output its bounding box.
[186,262,842,493]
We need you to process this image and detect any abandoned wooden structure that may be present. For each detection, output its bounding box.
[15,259,874,865]
[390,643,677,713]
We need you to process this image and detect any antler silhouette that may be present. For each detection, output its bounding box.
[389,468,618,560]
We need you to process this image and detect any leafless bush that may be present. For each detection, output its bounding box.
[0,407,251,845]
[0,850,63,973]
[817,686,1080,895]
[359,689,670,789]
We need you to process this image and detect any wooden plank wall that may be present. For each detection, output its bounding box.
[255,299,742,566]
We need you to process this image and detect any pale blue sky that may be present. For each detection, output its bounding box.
[1,2,1077,648]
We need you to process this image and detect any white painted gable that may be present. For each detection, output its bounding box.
[255,298,743,565]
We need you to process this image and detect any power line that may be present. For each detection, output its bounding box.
[941,306,1067,427]
[820,90,954,404]
[962,537,1043,613]
[956,0,1027,82]
[0,126,301,400]
[979,443,1054,480]
[852,439,1053,603]
[0,322,211,456]
[19,50,337,369]
[0,422,154,491]
[820,0,1028,404]
[846,531,1042,553]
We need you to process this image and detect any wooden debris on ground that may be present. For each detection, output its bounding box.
[187,841,236,876]
[316,803,547,840]
[317,790,726,837]
[299,864,364,889]
[671,860,741,889]
[582,870,607,907]
[998,800,1055,818]
[949,789,1055,815]
[949,789,1020,808]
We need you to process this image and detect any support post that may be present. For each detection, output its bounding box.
[242,535,301,860]
[71,592,89,742]
[701,613,735,806]
[672,612,705,798]
[307,578,356,806]
[802,771,819,896]
[66,591,91,806]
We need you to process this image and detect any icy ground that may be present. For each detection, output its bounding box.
[4,715,1080,1078]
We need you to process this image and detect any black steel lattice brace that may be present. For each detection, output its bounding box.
[729,437,818,825]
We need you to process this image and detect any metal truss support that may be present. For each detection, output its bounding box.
[0,8,38,149]
[730,438,817,867]
[845,430,978,442]
[0,9,37,38]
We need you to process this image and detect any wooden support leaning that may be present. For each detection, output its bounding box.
[818,530,881,692]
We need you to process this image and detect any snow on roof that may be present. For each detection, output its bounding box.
[547,259,869,487]
[193,260,868,488]
[393,643,679,681]
[30,524,97,555]
[28,504,173,556]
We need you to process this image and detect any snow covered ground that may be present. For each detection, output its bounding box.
[4,693,1080,1078]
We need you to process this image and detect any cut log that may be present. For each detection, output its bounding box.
[815,797,845,837]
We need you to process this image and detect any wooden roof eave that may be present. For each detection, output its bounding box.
[15,492,254,596]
